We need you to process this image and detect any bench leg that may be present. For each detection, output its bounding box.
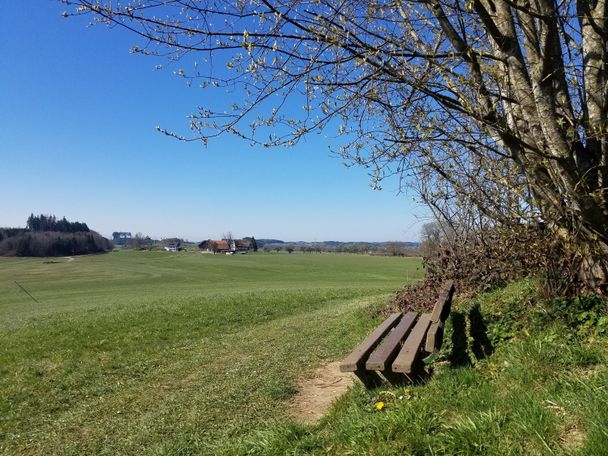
[399,367,432,385]
[381,370,409,386]
[413,368,431,384]
[353,369,383,388]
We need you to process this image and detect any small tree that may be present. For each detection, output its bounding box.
[419,222,443,258]
[130,232,146,250]
[210,241,219,254]
[385,242,405,257]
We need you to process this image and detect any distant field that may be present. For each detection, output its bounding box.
[0,251,422,454]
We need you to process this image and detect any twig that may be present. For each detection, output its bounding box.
[14,281,39,303]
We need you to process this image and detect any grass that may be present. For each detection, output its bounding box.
[233,279,608,455]
[5,253,608,455]
[0,251,422,454]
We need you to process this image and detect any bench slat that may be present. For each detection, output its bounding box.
[392,313,432,374]
[340,312,402,372]
[430,280,455,324]
[424,281,455,354]
[365,312,418,371]
[424,320,444,353]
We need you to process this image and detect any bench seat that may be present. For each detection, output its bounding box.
[340,281,455,386]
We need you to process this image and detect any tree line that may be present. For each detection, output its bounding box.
[262,242,419,256]
[26,214,89,233]
[0,214,111,257]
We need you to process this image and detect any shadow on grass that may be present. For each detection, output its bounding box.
[354,368,431,389]
[449,304,493,367]
[469,304,494,360]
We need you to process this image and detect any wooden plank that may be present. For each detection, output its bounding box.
[424,320,444,354]
[424,281,455,354]
[365,312,418,371]
[430,280,455,324]
[340,313,402,372]
[392,313,432,374]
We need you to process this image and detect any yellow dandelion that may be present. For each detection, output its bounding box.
[375,401,385,411]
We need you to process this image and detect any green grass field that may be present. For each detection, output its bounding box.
[0,251,423,454]
[6,253,606,455]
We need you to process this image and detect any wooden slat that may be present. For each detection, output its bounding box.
[430,280,455,324]
[365,312,418,371]
[340,313,402,372]
[392,313,432,374]
[424,320,444,354]
[424,281,455,354]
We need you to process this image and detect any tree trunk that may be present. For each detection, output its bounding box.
[551,227,608,295]
[579,241,608,294]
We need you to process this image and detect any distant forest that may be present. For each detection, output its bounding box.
[0,214,112,257]
[25,214,90,233]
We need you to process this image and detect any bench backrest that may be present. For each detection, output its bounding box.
[424,280,456,353]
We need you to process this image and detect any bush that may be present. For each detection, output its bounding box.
[448,280,608,348]
[542,295,608,336]
[392,223,587,313]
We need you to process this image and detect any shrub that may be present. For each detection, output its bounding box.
[392,222,590,313]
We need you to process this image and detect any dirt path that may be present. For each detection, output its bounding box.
[289,361,354,424]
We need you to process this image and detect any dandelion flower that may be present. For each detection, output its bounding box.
[375,401,385,411]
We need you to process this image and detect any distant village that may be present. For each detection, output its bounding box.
[111,232,257,254]
[0,212,420,258]
[111,232,419,256]
[1,214,419,258]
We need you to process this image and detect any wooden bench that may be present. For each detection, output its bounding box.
[340,281,455,386]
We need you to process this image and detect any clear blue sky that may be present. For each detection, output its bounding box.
[0,1,429,242]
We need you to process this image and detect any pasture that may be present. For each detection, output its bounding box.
[0,251,422,454]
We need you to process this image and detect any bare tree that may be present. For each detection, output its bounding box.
[63,0,608,290]
[385,241,405,257]
[419,222,443,258]
[130,232,146,250]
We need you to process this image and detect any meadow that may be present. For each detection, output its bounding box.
[0,251,423,454]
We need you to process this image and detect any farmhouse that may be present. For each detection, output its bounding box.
[162,238,182,252]
[234,239,251,252]
[199,239,230,254]
[112,232,132,247]
[199,239,252,254]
